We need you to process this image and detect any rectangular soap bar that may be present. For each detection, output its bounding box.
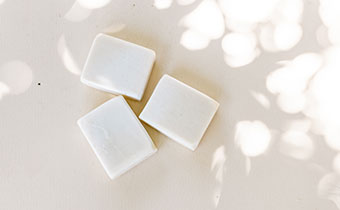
[81,33,156,101]
[78,96,157,179]
[139,75,219,151]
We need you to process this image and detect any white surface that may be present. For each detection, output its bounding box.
[81,33,155,100]
[1,0,340,209]
[140,74,219,151]
[78,95,157,179]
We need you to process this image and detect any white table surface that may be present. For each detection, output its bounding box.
[1,0,339,209]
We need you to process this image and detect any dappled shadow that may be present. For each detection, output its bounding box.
[178,0,304,67]
[0,60,33,99]
[2,0,340,209]
[53,0,340,209]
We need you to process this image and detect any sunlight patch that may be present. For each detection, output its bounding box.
[153,0,173,9]
[222,32,258,67]
[250,91,271,109]
[77,0,111,9]
[57,35,81,75]
[177,0,196,5]
[235,120,271,157]
[64,1,92,22]
[180,0,224,50]
[280,130,314,160]
[0,61,33,96]
[273,22,302,51]
[0,82,10,100]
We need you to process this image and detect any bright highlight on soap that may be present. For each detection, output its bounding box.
[81,33,155,101]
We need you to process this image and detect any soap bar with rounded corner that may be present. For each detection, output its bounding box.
[139,75,219,151]
[81,33,156,101]
[78,96,157,179]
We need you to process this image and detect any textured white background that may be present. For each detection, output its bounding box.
[0,0,340,209]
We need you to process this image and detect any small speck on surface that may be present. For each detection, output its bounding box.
[37,83,41,86]
[133,3,135,6]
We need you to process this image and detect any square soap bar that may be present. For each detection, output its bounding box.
[81,33,156,101]
[139,75,219,151]
[78,96,157,179]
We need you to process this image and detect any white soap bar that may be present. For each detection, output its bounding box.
[81,33,156,101]
[78,96,157,179]
[139,75,219,151]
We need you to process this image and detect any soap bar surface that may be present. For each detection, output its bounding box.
[78,96,157,179]
[81,33,156,101]
[139,75,219,151]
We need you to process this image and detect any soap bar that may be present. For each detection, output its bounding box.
[78,96,157,179]
[81,33,156,101]
[139,75,219,151]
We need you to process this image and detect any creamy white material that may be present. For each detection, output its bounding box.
[81,33,156,101]
[78,96,157,180]
[139,75,219,151]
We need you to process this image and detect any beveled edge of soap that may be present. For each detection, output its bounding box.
[96,33,156,59]
[109,144,157,180]
[118,95,158,153]
[110,96,157,179]
[80,33,156,101]
[139,74,219,151]
[161,74,220,108]
[140,115,198,151]
[77,95,157,180]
